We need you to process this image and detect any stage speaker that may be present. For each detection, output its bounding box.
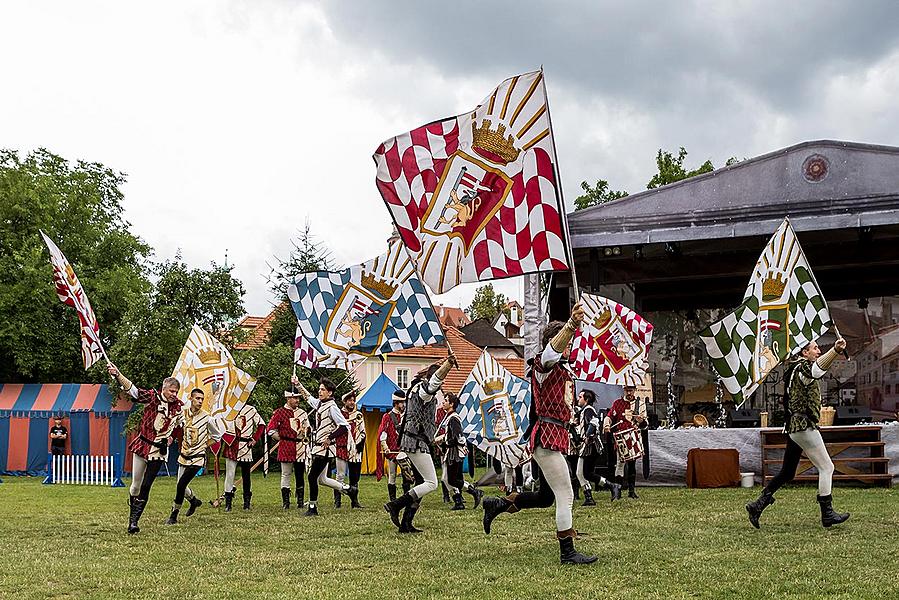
[728,408,760,428]
[834,405,871,425]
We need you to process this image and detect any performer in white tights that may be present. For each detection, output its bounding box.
[482,303,598,564]
[746,337,850,528]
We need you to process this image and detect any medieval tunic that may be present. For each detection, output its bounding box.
[578,405,601,458]
[784,360,824,434]
[222,404,265,463]
[128,387,183,461]
[336,408,365,463]
[436,412,468,465]
[529,349,574,453]
[376,408,404,481]
[399,375,442,454]
[267,405,311,463]
[308,397,349,458]
[177,407,224,467]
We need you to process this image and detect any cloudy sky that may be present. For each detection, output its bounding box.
[3,1,899,316]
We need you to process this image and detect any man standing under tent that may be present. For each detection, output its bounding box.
[377,390,414,502]
[333,390,366,509]
[221,402,265,511]
[107,363,183,535]
[481,303,598,565]
[435,392,483,510]
[604,384,648,500]
[577,390,621,503]
[746,337,850,529]
[291,375,359,516]
[384,354,456,533]
[49,417,68,456]
[165,388,223,525]
[267,390,311,510]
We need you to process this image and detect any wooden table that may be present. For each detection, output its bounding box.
[760,425,892,487]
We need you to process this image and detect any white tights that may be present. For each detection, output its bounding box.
[407,451,438,500]
[789,428,834,496]
[533,446,574,531]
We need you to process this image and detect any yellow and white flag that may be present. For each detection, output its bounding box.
[171,325,256,422]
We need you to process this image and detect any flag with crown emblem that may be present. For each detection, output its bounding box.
[699,219,833,404]
[39,230,105,369]
[457,351,532,467]
[570,293,653,387]
[373,70,570,294]
[171,325,257,422]
[287,239,444,366]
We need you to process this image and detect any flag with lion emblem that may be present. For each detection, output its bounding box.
[699,219,833,404]
[569,293,653,387]
[40,230,105,369]
[287,239,444,366]
[171,325,257,422]
[373,70,570,294]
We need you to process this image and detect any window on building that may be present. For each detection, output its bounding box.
[396,368,409,389]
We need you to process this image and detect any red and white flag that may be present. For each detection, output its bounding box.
[373,70,570,293]
[294,326,321,369]
[39,230,105,369]
[570,293,653,387]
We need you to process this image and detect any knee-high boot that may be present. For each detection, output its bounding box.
[817,494,850,528]
[557,529,597,565]
[387,483,397,503]
[745,488,775,529]
[482,493,519,534]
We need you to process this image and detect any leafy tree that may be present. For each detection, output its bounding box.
[467,284,508,322]
[110,257,246,389]
[0,148,151,382]
[573,179,628,210]
[266,220,336,299]
[646,147,715,189]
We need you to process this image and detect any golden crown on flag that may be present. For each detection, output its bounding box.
[762,272,787,301]
[594,307,613,330]
[483,376,505,395]
[361,271,397,300]
[198,348,222,365]
[472,119,520,165]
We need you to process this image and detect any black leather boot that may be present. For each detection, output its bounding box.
[442,482,451,503]
[467,485,484,509]
[745,489,775,529]
[224,491,234,512]
[242,491,252,511]
[402,480,411,495]
[482,494,518,534]
[334,489,342,509]
[399,501,422,533]
[296,484,304,509]
[451,492,466,511]
[185,496,202,517]
[582,486,596,506]
[387,483,397,503]
[558,530,597,565]
[627,468,639,499]
[817,494,850,528]
[344,484,359,507]
[281,487,291,510]
[165,508,179,525]
[304,502,319,517]
[601,478,622,501]
[128,496,146,534]
[384,492,415,529]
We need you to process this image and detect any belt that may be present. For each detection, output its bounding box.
[537,416,566,427]
[180,451,205,460]
[237,436,254,442]
[140,435,167,449]
[281,436,302,443]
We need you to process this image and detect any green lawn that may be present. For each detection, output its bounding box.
[0,474,896,599]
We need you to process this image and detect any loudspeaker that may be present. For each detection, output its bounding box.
[728,408,760,428]
[834,405,871,425]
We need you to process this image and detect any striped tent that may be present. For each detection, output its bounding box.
[0,383,134,476]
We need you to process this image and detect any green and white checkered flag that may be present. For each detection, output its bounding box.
[699,219,832,405]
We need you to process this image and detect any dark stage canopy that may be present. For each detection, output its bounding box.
[564,140,899,312]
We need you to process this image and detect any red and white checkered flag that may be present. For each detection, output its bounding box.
[40,230,105,369]
[293,327,320,369]
[570,293,653,386]
[373,70,570,294]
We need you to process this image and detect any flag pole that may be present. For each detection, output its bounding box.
[540,66,580,304]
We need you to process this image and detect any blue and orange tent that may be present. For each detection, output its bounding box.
[0,383,134,476]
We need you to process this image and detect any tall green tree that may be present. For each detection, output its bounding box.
[467,284,508,322]
[110,257,246,388]
[646,147,715,189]
[573,179,628,210]
[0,148,151,382]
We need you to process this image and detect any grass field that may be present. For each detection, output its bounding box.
[0,474,896,599]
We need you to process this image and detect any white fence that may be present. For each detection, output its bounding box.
[44,454,124,487]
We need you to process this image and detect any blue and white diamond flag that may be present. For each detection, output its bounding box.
[458,350,532,468]
[287,240,445,367]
